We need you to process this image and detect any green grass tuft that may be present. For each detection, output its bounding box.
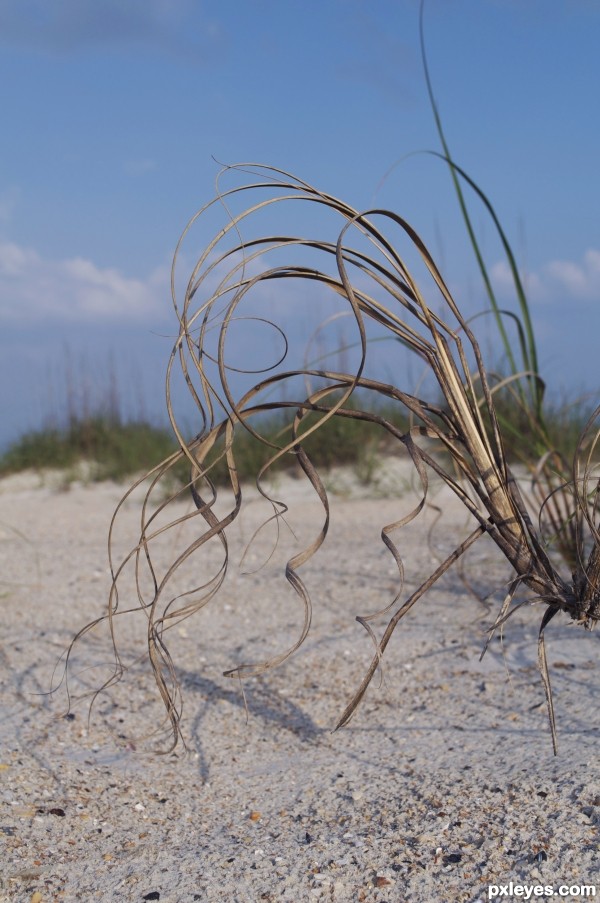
[0,399,411,488]
[0,416,179,483]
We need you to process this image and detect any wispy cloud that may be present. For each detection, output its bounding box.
[0,240,169,322]
[0,0,223,61]
[545,249,600,300]
[491,249,600,304]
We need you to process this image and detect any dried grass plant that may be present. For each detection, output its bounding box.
[69,163,600,755]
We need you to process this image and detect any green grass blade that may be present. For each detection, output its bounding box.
[419,1,543,421]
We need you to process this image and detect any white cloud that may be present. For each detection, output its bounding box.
[0,241,34,277]
[545,249,600,300]
[0,239,169,322]
[490,259,544,300]
[491,249,600,304]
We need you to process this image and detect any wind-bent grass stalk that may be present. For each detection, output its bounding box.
[67,164,600,754]
[419,2,589,574]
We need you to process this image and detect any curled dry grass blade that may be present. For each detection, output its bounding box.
[71,164,600,754]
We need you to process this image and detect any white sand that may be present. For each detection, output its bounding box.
[1,469,599,902]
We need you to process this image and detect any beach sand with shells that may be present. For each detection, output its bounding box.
[1,468,599,902]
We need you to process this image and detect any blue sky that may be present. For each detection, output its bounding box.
[1,0,599,449]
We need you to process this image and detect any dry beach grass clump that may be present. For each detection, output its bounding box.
[65,164,600,756]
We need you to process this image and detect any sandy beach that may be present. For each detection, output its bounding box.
[1,468,599,902]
